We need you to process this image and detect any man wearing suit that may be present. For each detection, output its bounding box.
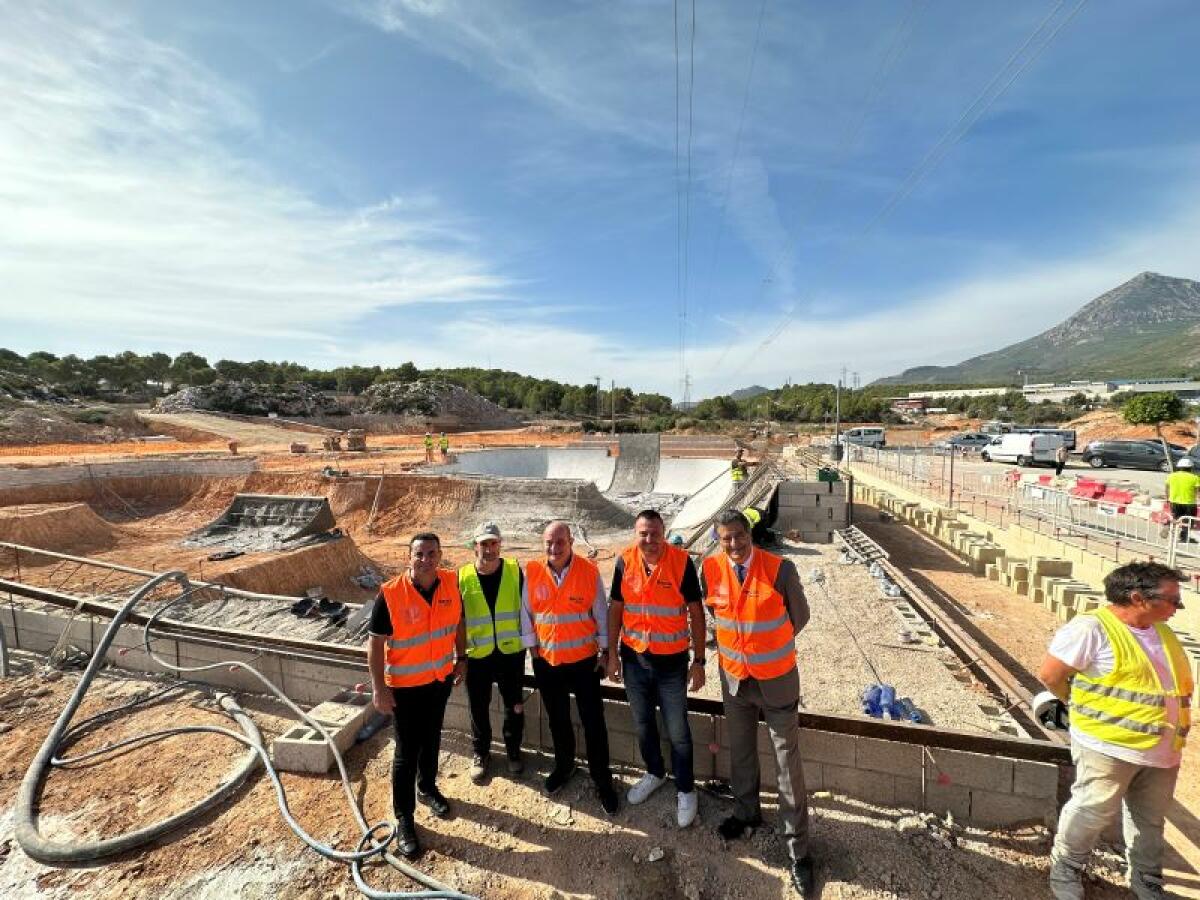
[701,509,814,897]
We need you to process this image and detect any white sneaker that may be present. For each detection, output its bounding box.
[627,773,667,805]
[676,790,698,828]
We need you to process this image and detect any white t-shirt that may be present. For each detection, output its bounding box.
[1049,614,1182,768]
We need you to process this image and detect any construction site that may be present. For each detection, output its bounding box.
[0,415,1198,900]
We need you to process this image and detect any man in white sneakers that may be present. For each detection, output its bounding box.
[608,510,707,827]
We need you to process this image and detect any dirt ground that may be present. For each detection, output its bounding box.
[0,658,1137,900]
[858,514,1200,899]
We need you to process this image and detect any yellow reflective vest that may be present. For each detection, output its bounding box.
[458,559,523,659]
[1070,607,1193,753]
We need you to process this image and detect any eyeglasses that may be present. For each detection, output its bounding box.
[1143,592,1184,609]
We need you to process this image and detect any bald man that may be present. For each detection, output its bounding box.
[521,521,618,815]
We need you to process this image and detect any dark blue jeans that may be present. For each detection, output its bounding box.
[620,644,694,793]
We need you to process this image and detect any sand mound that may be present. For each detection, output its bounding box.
[212,536,378,602]
[0,502,118,558]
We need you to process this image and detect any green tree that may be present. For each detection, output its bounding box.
[1123,392,1185,467]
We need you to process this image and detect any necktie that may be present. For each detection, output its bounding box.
[735,563,746,584]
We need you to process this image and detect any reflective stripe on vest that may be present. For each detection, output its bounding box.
[618,544,690,655]
[525,556,600,666]
[458,558,523,659]
[1069,607,1194,752]
[702,551,796,681]
[380,571,461,689]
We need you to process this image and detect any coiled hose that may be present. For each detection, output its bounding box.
[14,570,476,900]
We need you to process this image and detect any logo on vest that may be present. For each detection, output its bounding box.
[534,584,551,603]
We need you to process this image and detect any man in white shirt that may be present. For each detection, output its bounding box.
[1038,561,1193,900]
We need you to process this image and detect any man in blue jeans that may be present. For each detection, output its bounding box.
[607,509,707,827]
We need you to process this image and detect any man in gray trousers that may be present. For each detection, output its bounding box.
[701,509,814,897]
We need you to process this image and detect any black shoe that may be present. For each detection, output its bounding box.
[506,752,524,775]
[597,783,619,815]
[790,856,816,898]
[395,817,421,859]
[417,787,451,818]
[717,814,762,841]
[544,765,577,795]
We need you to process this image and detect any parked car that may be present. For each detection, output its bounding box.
[836,426,886,448]
[981,432,1064,466]
[935,432,993,452]
[1011,427,1077,451]
[1079,439,1184,472]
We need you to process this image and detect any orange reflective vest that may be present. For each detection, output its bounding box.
[618,544,690,655]
[526,556,601,666]
[380,571,461,689]
[702,550,796,681]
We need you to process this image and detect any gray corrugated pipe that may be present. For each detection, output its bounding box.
[14,570,475,900]
[14,571,262,862]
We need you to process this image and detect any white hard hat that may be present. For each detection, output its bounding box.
[1178,458,1194,469]
[1032,690,1069,730]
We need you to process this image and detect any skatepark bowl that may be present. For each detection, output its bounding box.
[427,438,736,536]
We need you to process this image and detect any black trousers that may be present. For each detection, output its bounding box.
[390,677,453,820]
[532,655,612,789]
[1172,503,1196,541]
[466,649,527,758]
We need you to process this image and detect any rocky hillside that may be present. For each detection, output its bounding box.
[876,272,1200,384]
[156,380,339,417]
[364,380,521,428]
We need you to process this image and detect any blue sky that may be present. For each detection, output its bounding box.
[3,0,1199,398]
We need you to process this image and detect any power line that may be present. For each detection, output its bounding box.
[710,0,926,372]
[741,0,1090,367]
[696,0,768,325]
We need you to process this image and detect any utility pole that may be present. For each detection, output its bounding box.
[594,376,602,423]
[610,379,617,435]
[833,376,842,462]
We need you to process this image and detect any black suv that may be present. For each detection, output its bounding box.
[1079,440,1184,472]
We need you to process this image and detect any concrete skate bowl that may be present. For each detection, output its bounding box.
[0,503,119,565]
[184,494,337,551]
[430,438,735,535]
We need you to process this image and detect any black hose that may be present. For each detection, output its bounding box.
[14,571,263,864]
[14,571,475,899]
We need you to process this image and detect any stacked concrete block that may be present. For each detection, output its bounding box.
[272,690,373,773]
[966,543,1005,577]
[775,480,849,543]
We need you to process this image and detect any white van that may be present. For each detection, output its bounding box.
[837,427,886,448]
[981,432,1064,466]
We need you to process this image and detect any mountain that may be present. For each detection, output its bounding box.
[874,272,1200,385]
[730,384,770,400]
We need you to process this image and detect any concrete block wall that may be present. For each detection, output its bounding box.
[775,480,849,543]
[2,603,1060,828]
[852,475,1200,704]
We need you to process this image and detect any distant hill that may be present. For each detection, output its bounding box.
[730,384,770,400]
[874,272,1200,385]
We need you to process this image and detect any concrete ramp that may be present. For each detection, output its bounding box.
[185,494,337,551]
[431,448,615,490]
[666,460,737,532]
[608,434,660,494]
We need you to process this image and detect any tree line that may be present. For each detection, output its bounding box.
[0,349,673,419]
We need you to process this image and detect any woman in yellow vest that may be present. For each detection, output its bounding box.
[1038,561,1193,900]
[458,522,526,784]
[367,532,466,860]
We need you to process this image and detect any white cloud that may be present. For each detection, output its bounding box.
[0,3,510,354]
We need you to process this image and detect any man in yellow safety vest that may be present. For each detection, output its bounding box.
[1166,457,1200,542]
[439,432,450,461]
[458,522,527,783]
[1038,561,1193,900]
[423,432,434,464]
